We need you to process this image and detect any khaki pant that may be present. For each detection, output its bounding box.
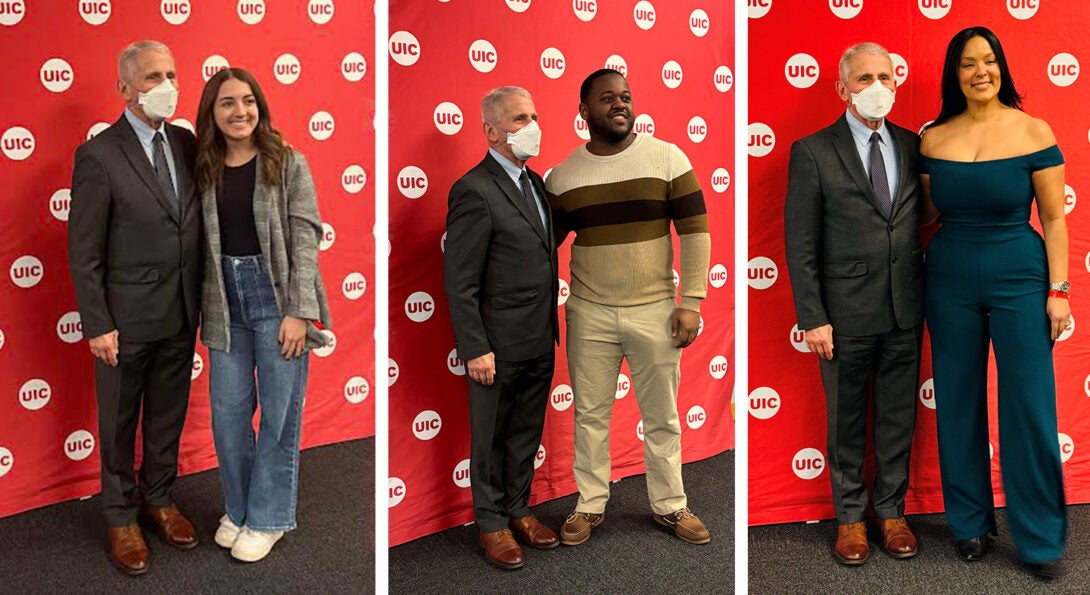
[566,295,686,516]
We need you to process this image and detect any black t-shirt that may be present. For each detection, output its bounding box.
[217,157,261,256]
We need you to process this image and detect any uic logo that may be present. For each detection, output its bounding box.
[434,102,463,135]
[40,58,74,93]
[714,65,734,93]
[1064,184,1076,215]
[342,272,367,300]
[2,126,35,161]
[604,54,627,77]
[919,378,935,410]
[573,0,596,21]
[397,166,428,199]
[201,54,229,81]
[506,0,530,12]
[412,410,441,440]
[551,383,574,411]
[747,256,777,290]
[312,330,336,357]
[0,446,11,477]
[192,352,203,380]
[19,378,51,411]
[172,119,195,134]
[274,54,301,85]
[308,0,333,24]
[534,444,546,469]
[57,311,82,343]
[1007,0,1038,20]
[453,459,471,488]
[161,0,191,25]
[785,53,819,89]
[309,111,335,141]
[0,328,5,352]
[87,122,110,140]
[686,405,707,429]
[710,168,730,194]
[636,419,645,442]
[447,348,465,376]
[687,116,707,143]
[789,323,810,353]
[469,39,498,73]
[0,0,25,26]
[558,278,570,306]
[829,0,862,19]
[540,48,566,80]
[634,114,655,136]
[793,448,825,480]
[65,430,95,461]
[79,0,111,26]
[749,386,780,420]
[10,255,43,288]
[405,291,435,323]
[342,164,367,193]
[709,355,728,380]
[573,113,590,141]
[389,478,406,507]
[918,0,951,19]
[1085,372,1090,398]
[389,31,420,66]
[689,8,709,36]
[747,123,775,157]
[1057,314,1075,342]
[1059,433,1074,463]
[50,189,71,222]
[1048,53,1079,87]
[342,52,367,82]
[633,0,655,29]
[662,60,683,89]
[320,222,336,251]
[238,0,265,25]
[891,53,909,86]
[748,0,772,19]
[344,376,369,404]
[709,263,728,288]
[615,373,631,399]
[388,358,400,387]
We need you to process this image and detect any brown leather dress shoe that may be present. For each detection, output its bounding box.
[835,522,869,565]
[480,529,524,570]
[880,517,918,558]
[108,523,149,576]
[141,504,198,550]
[509,515,559,549]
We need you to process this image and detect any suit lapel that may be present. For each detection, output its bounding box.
[831,114,889,220]
[165,125,194,221]
[115,116,180,224]
[889,123,914,219]
[485,153,549,249]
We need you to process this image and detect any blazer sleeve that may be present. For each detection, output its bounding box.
[283,151,324,320]
[442,177,493,361]
[68,144,115,339]
[783,138,830,331]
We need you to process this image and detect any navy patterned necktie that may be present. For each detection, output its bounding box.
[869,131,892,217]
[152,131,179,211]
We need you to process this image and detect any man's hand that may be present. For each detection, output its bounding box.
[467,352,496,386]
[279,316,308,359]
[89,330,120,367]
[670,308,701,348]
[805,324,834,360]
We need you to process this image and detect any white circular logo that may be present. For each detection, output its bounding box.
[2,126,35,161]
[161,0,191,25]
[714,65,734,93]
[341,164,367,194]
[890,53,909,86]
[636,419,644,442]
[918,0,951,19]
[1048,53,1080,87]
[673,268,680,288]
[790,323,810,353]
[79,0,111,25]
[708,355,728,379]
[440,231,447,254]
[747,122,775,157]
[688,8,710,36]
[87,122,110,140]
[446,348,465,376]
[785,53,819,89]
[1059,432,1075,463]
[389,477,406,507]
[687,116,707,143]
[0,328,5,352]
[662,60,683,89]
[40,58,74,93]
[574,112,591,141]
[710,168,730,194]
[192,352,204,380]
[604,54,627,77]
[342,272,367,300]
[412,410,442,440]
[615,373,631,399]
[829,0,863,19]
[534,444,546,469]
[469,39,498,73]
[320,222,336,251]
[0,0,25,26]
[792,447,826,479]
[19,378,51,411]
[633,0,655,30]
[434,101,464,135]
[634,113,655,137]
[749,386,781,420]
[237,0,266,25]
[506,0,531,12]
[0,446,11,477]
[171,118,195,135]
[1058,314,1075,342]
[540,47,566,80]
[389,31,421,67]
[309,111,335,141]
[344,376,369,404]
[748,0,772,18]
[388,358,400,387]
[1008,0,1039,19]
[550,383,574,411]
[65,429,95,461]
[397,166,428,199]
[558,278,570,306]
[686,405,707,429]
[312,330,336,357]
[405,291,435,323]
[453,459,471,488]
[918,377,937,410]
[341,51,367,82]
[273,53,301,85]
[308,0,334,24]
[10,255,43,288]
[709,263,728,289]
[50,188,71,222]
[56,311,82,343]
[573,0,597,21]
[747,256,778,290]
[1064,184,1076,215]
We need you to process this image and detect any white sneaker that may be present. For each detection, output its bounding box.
[230,527,284,562]
[214,515,243,549]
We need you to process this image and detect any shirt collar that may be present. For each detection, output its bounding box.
[124,107,165,144]
[844,109,891,147]
[489,147,526,182]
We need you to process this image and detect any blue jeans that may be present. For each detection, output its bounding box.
[209,255,308,531]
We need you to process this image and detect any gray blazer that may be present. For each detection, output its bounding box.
[784,114,924,337]
[200,150,332,352]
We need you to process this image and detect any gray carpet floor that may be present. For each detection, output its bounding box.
[389,450,734,595]
[0,438,374,594]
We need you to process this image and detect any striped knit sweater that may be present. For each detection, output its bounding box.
[545,133,710,311]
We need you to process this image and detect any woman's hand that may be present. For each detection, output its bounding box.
[1047,296,1071,342]
[279,316,308,359]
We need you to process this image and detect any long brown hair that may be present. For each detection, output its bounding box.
[195,68,288,192]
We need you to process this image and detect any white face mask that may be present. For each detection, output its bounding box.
[850,80,895,121]
[138,78,178,122]
[499,119,541,161]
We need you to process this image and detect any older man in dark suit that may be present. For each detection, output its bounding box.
[784,42,925,566]
[68,40,202,576]
[443,86,560,570]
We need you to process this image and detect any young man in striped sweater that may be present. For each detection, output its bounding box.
[545,69,712,546]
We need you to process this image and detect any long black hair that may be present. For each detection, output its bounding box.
[930,26,1023,128]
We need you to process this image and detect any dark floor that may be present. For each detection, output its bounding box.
[0,438,374,594]
[389,450,734,595]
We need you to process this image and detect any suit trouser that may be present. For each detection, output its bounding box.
[95,324,196,526]
[567,295,686,516]
[818,325,920,524]
[927,228,1066,564]
[467,351,553,533]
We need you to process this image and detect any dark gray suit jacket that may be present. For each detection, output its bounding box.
[443,152,559,362]
[784,114,924,337]
[69,115,202,343]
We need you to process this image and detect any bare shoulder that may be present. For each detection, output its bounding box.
[918,121,951,157]
[1022,114,1057,150]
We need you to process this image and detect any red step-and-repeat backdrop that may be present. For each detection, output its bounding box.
[748,1,1090,525]
[0,1,375,519]
[388,1,735,546]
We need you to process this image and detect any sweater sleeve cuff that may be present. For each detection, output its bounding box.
[679,297,703,313]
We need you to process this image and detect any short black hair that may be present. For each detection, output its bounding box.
[931,26,1023,128]
[580,68,625,103]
